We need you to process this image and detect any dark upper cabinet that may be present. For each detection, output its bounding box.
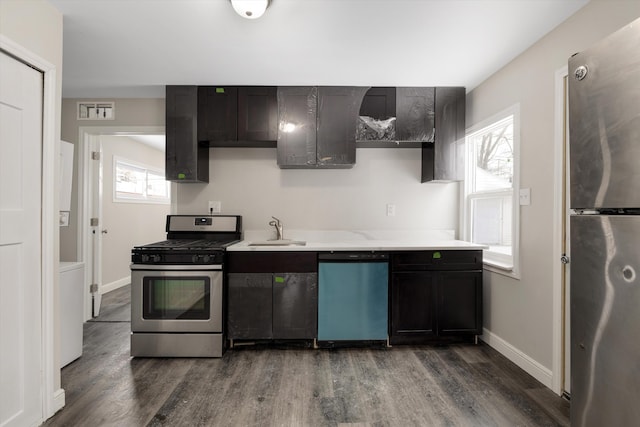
[356,87,434,143]
[421,87,466,183]
[238,86,278,141]
[166,85,463,180]
[359,87,396,120]
[276,86,318,167]
[197,86,238,142]
[396,87,435,142]
[277,86,368,169]
[165,86,209,183]
[317,86,369,167]
[197,86,277,146]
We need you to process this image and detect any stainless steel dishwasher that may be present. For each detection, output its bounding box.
[317,252,389,342]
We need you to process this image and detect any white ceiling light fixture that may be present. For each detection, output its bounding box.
[230,0,270,20]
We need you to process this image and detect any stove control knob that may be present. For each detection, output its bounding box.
[151,254,161,263]
[141,254,150,263]
[202,255,211,263]
[192,255,200,263]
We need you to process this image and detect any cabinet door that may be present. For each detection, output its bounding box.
[359,87,396,120]
[433,87,465,181]
[165,86,208,182]
[390,271,437,343]
[437,271,482,335]
[238,86,278,142]
[272,273,318,339]
[198,86,238,143]
[396,87,435,142]
[277,86,318,167]
[316,86,368,167]
[227,273,273,339]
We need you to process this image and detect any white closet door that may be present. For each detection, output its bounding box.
[0,50,44,427]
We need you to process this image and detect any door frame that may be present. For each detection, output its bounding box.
[77,126,168,320]
[552,65,570,396]
[0,35,64,419]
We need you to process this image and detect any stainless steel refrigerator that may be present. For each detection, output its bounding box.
[568,17,640,427]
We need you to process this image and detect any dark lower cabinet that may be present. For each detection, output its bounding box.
[390,250,482,344]
[227,273,272,339]
[272,273,318,339]
[227,272,317,340]
[391,271,437,338]
[226,251,318,340]
[438,271,482,335]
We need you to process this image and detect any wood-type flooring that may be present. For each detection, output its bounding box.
[45,285,569,427]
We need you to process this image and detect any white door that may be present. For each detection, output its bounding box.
[0,51,44,427]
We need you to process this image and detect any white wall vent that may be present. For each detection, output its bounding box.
[77,101,115,120]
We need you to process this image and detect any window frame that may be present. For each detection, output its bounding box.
[113,155,170,205]
[462,104,521,279]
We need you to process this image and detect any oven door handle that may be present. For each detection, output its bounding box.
[130,264,222,271]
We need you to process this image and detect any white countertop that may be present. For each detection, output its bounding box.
[227,229,486,252]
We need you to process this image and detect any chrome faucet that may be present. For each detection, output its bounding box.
[269,216,284,240]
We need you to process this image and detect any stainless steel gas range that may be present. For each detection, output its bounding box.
[130,215,242,357]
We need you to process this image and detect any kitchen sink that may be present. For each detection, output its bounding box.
[248,240,307,247]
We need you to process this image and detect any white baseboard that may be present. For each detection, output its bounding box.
[481,328,553,389]
[52,388,65,414]
[101,276,130,294]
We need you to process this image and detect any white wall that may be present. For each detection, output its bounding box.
[466,0,640,388]
[0,0,63,407]
[176,147,459,233]
[100,136,169,288]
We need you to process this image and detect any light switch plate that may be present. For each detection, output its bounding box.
[59,211,70,227]
[519,188,531,206]
[386,204,396,216]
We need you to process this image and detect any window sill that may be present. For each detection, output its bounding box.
[483,258,520,280]
[113,198,170,205]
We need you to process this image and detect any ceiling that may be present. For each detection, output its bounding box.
[50,0,589,99]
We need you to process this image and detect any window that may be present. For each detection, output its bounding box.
[114,157,170,204]
[463,106,520,276]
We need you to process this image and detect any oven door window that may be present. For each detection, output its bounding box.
[143,277,210,319]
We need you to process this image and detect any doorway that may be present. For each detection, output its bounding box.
[78,126,171,320]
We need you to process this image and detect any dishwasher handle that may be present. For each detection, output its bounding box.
[318,252,389,261]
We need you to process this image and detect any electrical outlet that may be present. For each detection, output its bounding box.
[208,201,221,214]
[386,204,396,217]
